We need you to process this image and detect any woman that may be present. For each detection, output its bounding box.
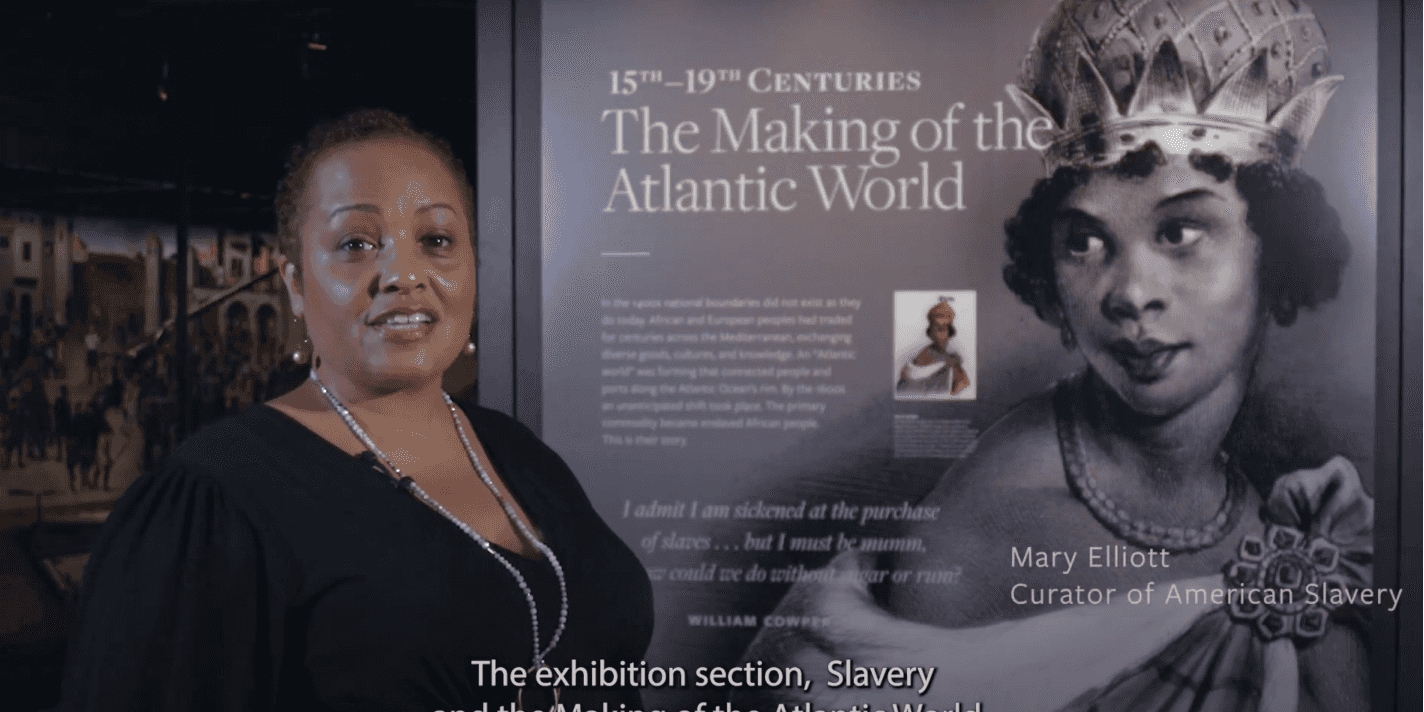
[741,3,1371,710]
[60,109,654,709]
[897,299,969,396]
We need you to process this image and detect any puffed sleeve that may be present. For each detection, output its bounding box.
[58,462,288,711]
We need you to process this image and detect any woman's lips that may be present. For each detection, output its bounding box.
[367,310,438,344]
[1107,338,1189,383]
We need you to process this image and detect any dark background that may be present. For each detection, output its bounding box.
[0,2,479,231]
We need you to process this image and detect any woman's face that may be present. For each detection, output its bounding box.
[283,137,474,394]
[1051,154,1263,417]
[928,316,953,349]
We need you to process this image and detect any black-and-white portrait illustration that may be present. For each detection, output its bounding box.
[894,291,976,400]
[742,0,1376,709]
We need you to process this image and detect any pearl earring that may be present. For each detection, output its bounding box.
[291,339,310,365]
[464,341,477,356]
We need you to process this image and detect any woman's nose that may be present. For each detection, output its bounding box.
[1100,244,1169,322]
[375,237,428,294]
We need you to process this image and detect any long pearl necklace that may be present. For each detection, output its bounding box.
[309,371,568,668]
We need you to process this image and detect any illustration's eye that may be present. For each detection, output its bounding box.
[1065,232,1106,257]
[1159,222,1207,247]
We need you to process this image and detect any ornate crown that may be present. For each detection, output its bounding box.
[1006,0,1342,173]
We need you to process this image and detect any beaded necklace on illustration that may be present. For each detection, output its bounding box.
[1052,376,1246,554]
[309,371,569,670]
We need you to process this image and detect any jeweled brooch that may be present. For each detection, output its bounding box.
[1223,525,1346,642]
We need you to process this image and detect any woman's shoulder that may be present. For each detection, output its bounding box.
[895,385,1065,532]
[457,400,537,441]
[887,383,1103,626]
[456,401,563,462]
[908,344,943,365]
[898,386,1074,558]
[161,406,343,518]
[167,406,297,474]
[94,421,280,563]
[454,400,593,500]
[923,386,1065,503]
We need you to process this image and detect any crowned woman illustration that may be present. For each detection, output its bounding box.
[740,1,1372,710]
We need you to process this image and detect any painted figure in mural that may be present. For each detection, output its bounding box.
[0,388,18,469]
[23,373,52,462]
[92,397,122,492]
[52,384,71,466]
[83,325,100,386]
[742,1,1371,710]
[897,299,970,396]
[60,109,653,710]
[64,401,85,491]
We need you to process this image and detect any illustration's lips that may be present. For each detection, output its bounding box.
[1107,338,1188,382]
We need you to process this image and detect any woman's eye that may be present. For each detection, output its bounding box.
[1159,222,1207,247]
[423,233,453,249]
[338,237,376,252]
[1065,233,1106,256]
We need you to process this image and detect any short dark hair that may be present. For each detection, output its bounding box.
[273,108,475,278]
[1002,142,1349,333]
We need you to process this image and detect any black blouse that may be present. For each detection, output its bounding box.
[59,402,654,711]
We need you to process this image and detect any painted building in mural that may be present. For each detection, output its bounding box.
[191,231,286,357]
[0,209,288,358]
[0,213,72,340]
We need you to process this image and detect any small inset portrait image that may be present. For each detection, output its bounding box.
[893,290,976,401]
